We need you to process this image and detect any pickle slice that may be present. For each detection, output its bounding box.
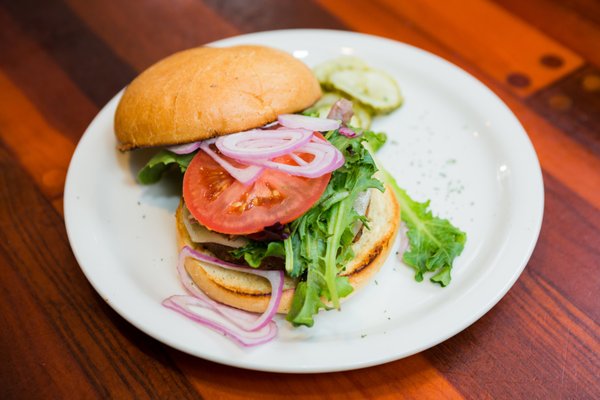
[329,69,403,113]
[313,92,345,109]
[351,103,372,129]
[313,56,369,84]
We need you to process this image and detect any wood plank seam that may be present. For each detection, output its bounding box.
[373,0,583,96]
[0,140,202,399]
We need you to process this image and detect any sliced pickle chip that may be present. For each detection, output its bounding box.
[351,103,372,129]
[313,56,370,84]
[329,69,403,113]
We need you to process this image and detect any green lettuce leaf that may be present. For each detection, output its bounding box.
[361,130,387,152]
[285,281,325,327]
[380,169,466,286]
[284,131,384,327]
[229,241,285,268]
[137,150,196,184]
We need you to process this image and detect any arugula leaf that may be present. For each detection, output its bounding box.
[302,109,320,118]
[230,130,383,327]
[285,281,325,327]
[361,130,387,153]
[285,131,383,326]
[380,169,466,286]
[137,150,196,184]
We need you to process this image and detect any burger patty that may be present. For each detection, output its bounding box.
[186,190,372,270]
[197,218,368,271]
[198,242,285,270]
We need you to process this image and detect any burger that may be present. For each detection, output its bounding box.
[114,45,400,343]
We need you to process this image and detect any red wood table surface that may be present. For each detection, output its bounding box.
[1,1,599,399]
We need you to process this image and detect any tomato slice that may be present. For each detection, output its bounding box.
[183,146,331,235]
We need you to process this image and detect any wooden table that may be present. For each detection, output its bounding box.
[1,1,598,398]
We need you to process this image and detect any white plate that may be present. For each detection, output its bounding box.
[64,29,544,373]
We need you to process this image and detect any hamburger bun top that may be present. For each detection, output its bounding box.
[176,185,400,314]
[114,45,322,150]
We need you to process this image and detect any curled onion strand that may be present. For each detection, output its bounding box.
[163,296,277,347]
[278,114,340,131]
[164,246,284,347]
[242,139,344,178]
[216,128,313,160]
[200,140,264,186]
[167,141,202,155]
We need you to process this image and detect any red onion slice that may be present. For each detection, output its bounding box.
[163,295,277,347]
[243,140,344,178]
[327,98,354,124]
[167,141,202,155]
[397,222,409,261]
[289,152,308,166]
[261,121,279,128]
[200,140,264,186]
[173,115,345,183]
[216,128,313,161]
[339,127,358,138]
[176,246,284,332]
[278,114,340,132]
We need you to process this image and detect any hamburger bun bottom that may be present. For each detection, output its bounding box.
[176,185,400,314]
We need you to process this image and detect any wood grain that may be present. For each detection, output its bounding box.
[527,65,600,155]
[528,173,600,321]
[373,0,583,96]
[175,352,464,400]
[1,0,136,107]
[202,0,347,32]
[0,0,598,398]
[66,0,239,71]
[493,0,600,67]
[562,0,600,26]
[0,142,201,399]
[0,71,75,202]
[0,7,98,140]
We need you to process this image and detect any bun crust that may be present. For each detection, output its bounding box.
[115,45,321,150]
[176,186,400,314]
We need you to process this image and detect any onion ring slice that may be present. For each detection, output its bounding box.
[167,141,202,155]
[163,295,277,347]
[278,114,340,131]
[175,246,284,332]
[200,140,264,186]
[216,128,313,160]
[242,139,344,178]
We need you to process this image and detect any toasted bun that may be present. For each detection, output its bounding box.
[115,45,321,150]
[176,186,400,314]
